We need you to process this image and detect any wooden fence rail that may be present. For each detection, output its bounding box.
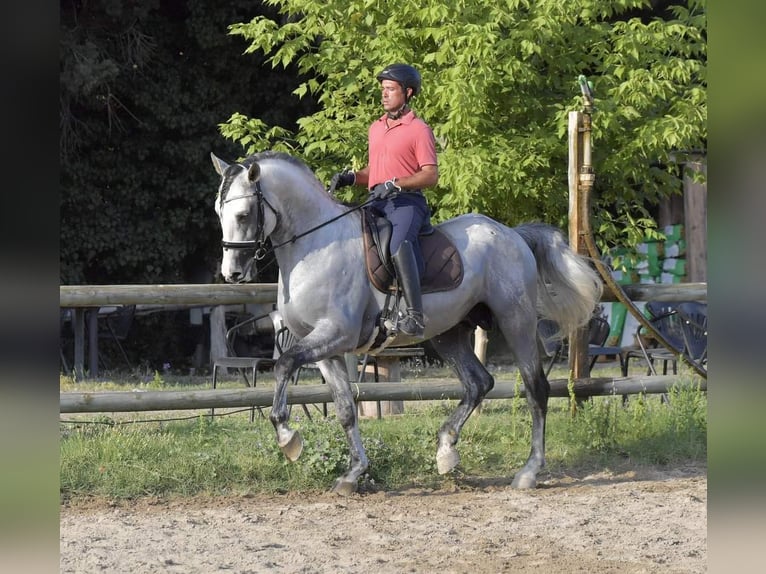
[59,281,706,382]
[60,376,705,414]
[60,283,279,307]
[59,282,705,308]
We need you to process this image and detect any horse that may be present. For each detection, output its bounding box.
[211,150,603,495]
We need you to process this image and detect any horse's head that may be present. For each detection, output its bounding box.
[211,152,279,283]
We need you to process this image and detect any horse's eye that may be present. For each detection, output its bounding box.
[236,212,249,223]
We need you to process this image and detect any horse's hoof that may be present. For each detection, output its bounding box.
[331,478,358,497]
[436,445,460,475]
[279,430,303,461]
[511,473,537,489]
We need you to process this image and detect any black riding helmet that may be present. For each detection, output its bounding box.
[376,63,421,100]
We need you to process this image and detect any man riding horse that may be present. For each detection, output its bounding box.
[330,63,438,339]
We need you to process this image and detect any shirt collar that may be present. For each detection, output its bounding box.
[377,109,417,126]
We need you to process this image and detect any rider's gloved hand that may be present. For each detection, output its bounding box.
[370,179,401,200]
[329,169,355,192]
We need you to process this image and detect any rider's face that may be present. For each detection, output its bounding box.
[380,80,408,113]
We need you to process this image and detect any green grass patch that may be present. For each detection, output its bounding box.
[60,375,706,500]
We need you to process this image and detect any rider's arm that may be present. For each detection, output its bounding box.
[354,166,370,187]
[393,164,438,191]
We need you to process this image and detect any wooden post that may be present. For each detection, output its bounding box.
[473,326,489,415]
[358,356,404,418]
[88,309,99,378]
[567,110,590,380]
[684,160,707,282]
[209,305,229,367]
[473,327,488,365]
[73,308,85,380]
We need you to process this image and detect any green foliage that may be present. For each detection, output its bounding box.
[559,381,707,466]
[221,0,706,248]
[59,0,315,285]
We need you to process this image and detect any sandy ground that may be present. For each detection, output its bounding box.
[60,464,706,574]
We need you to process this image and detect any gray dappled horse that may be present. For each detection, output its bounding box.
[212,150,602,495]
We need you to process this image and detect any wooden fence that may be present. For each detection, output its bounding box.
[61,376,705,414]
[59,282,706,414]
[59,281,705,307]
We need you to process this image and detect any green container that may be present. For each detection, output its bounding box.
[662,258,686,276]
[660,272,682,284]
[662,224,684,242]
[663,240,686,258]
[606,303,627,346]
[635,254,661,276]
[637,241,664,258]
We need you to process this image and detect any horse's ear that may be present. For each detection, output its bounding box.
[210,152,229,176]
[248,162,261,183]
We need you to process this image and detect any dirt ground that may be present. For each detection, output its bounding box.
[60,464,706,574]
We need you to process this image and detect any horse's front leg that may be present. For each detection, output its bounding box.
[318,357,369,496]
[269,349,305,461]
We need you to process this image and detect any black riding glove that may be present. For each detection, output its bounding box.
[329,169,355,192]
[370,179,401,200]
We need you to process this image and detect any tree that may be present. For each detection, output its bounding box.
[59,0,314,285]
[219,0,706,249]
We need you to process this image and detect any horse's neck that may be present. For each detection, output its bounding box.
[269,191,362,267]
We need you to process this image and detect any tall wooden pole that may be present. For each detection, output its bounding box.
[567,111,590,380]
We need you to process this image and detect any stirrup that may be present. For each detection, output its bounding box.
[384,309,424,338]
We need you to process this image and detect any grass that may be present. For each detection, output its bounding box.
[59,363,707,500]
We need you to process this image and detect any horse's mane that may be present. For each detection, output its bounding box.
[220,150,317,202]
[245,150,315,178]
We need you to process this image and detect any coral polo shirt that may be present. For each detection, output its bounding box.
[367,110,438,190]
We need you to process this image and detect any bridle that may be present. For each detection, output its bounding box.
[219,167,375,281]
[220,178,278,262]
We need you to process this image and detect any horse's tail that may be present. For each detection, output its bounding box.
[515,222,604,338]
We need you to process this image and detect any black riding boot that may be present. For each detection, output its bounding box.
[387,240,425,338]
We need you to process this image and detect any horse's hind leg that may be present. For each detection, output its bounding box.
[428,322,495,474]
[496,315,550,489]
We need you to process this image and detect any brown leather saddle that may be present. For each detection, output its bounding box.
[361,208,463,294]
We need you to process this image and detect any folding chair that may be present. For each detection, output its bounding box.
[622,301,685,377]
[586,315,626,372]
[212,310,322,421]
[677,301,707,374]
[538,315,624,376]
[270,312,328,419]
[538,318,564,376]
[97,305,135,371]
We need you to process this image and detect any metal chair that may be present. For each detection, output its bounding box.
[538,315,622,376]
[212,311,275,421]
[538,318,563,376]
[270,312,328,418]
[622,301,686,377]
[212,310,323,421]
[676,301,707,374]
[585,315,626,371]
[97,305,135,371]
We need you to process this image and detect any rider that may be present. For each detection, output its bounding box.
[330,63,438,339]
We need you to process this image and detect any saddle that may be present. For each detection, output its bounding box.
[361,208,463,294]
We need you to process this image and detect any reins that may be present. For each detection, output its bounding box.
[269,196,376,254]
[221,174,376,278]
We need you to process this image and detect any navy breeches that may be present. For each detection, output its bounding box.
[369,192,430,274]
